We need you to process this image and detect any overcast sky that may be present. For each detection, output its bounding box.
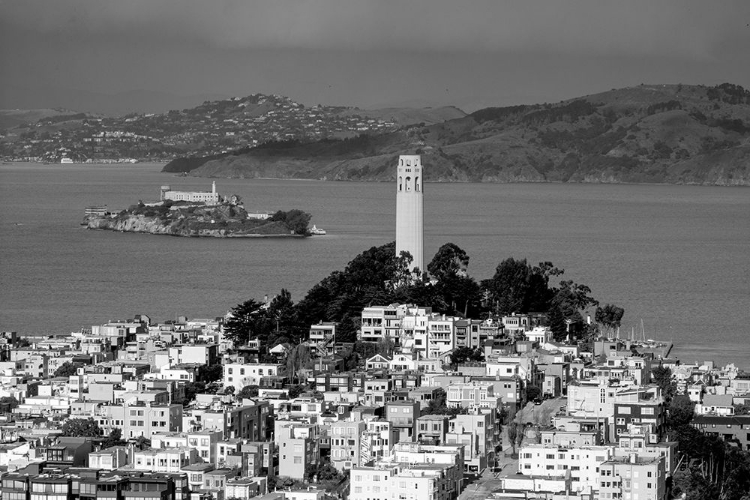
[1,0,749,113]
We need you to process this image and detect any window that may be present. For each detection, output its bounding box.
[293,456,302,464]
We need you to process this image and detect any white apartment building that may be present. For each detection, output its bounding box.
[446,382,502,411]
[359,419,397,466]
[351,441,465,500]
[132,446,198,472]
[486,356,537,386]
[151,429,223,464]
[568,379,620,418]
[446,410,497,474]
[309,322,336,357]
[518,443,615,494]
[416,314,456,359]
[613,423,677,476]
[350,464,398,500]
[599,454,667,500]
[223,362,284,391]
[360,305,407,343]
[329,420,366,471]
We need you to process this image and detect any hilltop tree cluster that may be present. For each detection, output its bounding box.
[223,241,618,357]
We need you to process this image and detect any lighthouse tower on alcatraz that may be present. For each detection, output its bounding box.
[396,155,424,273]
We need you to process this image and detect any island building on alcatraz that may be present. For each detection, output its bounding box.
[160,181,220,205]
[396,154,424,273]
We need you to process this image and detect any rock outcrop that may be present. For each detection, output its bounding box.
[87,215,302,238]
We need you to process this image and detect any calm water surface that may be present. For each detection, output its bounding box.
[1,163,748,366]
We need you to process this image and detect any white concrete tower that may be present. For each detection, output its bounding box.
[396,155,424,273]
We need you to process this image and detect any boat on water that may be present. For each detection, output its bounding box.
[310,225,326,235]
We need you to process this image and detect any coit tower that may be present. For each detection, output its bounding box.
[396,154,424,273]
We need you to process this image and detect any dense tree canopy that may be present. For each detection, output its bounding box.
[651,365,676,400]
[54,361,84,378]
[420,388,468,416]
[223,298,267,347]
[223,289,305,350]
[449,347,485,367]
[270,209,312,235]
[236,385,259,400]
[197,364,223,384]
[427,243,481,317]
[225,242,604,352]
[481,259,563,316]
[61,418,100,437]
[595,304,625,336]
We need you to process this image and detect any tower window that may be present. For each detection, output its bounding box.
[415,177,419,192]
[405,177,411,191]
[399,176,403,191]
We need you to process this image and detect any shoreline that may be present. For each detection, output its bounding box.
[85,227,307,238]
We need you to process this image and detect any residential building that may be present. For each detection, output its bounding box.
[599,454,667,500]
[309,322,336,358]
[223,362,285,392]
[278,424,318,480]
[151,429,222,464]
[691,414,750,451]
[518,444,615,494]
[384,400,420,443]
[329,420,366,471]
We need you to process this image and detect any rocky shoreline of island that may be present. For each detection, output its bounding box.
[84,182,314,238]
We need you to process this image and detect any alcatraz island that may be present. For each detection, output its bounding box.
[84,182,315,237]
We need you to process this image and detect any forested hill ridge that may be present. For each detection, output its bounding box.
[167,83,750,186]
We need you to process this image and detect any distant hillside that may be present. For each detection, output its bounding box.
[3,92,464,163]
[0,108,79,129]
[179,84,750,186]
[337,106,466,126]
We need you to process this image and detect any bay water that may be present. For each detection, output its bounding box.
[1,163,748,367]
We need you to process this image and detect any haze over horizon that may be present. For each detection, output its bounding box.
[1,0,749,115]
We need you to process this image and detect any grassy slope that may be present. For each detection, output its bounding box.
[190,84,750,185]
[0,109,76,130]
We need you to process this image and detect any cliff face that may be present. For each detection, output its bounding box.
[174,83,750,186]
[87,215,300,238]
